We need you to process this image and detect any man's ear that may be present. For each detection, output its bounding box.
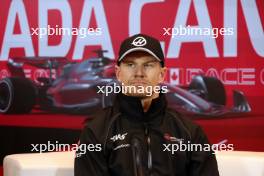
[115,65,121,82]
[159,67,167,83]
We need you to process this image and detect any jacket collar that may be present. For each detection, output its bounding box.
[116,93,167,123]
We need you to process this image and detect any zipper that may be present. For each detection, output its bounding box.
[144,124,152,175]
[131,137,144,176]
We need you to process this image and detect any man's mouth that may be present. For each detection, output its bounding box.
[129,81,148,85]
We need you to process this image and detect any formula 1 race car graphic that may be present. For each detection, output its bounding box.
[0,51,251,117]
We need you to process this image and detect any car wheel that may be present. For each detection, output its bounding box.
[0,77,36,114]
[189,75,226,105]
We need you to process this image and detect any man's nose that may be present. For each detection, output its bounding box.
[134,65,145,77]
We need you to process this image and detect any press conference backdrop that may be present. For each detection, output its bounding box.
[0,1,264,167]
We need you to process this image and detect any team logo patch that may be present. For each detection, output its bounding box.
[110,133,128,142]
[164,133,183,142]
[132,36,147,46]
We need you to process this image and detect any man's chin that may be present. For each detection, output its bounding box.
[125,92,152,98]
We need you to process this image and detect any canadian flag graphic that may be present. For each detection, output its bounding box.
[170,68,180,85]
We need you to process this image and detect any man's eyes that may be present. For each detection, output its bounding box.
[126,63,135,67]
[124,62,155,68]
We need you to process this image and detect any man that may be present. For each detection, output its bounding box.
[74,34,219,176]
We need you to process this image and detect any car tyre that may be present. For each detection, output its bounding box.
[0,77,36,114]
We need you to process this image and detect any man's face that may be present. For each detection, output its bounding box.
[115,51,167,97]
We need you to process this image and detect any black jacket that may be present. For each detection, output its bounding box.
[74,93,219,176]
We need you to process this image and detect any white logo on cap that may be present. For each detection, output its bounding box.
[132,36,147,46]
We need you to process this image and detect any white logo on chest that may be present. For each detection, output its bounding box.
[110,133,128,142]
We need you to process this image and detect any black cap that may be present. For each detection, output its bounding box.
[117,34,164,67]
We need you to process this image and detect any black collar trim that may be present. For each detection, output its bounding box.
[116,93,167,123]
